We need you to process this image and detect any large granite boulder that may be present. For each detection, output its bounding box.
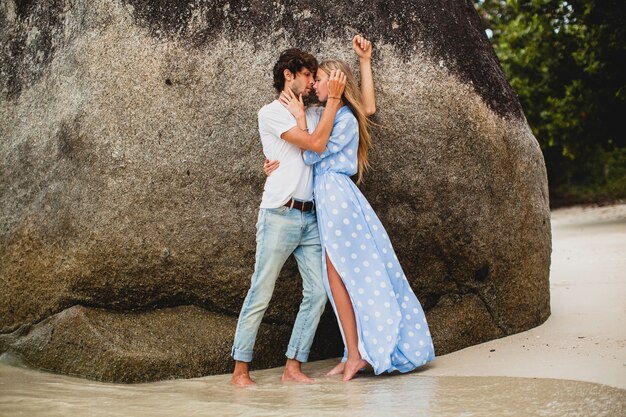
[0,0,551,382]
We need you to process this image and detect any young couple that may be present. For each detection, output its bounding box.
[231,35,435,387]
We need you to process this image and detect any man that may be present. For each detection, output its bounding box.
[231,48,346,387]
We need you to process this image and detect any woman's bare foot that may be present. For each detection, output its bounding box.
[325,361,345,376]
[342,358,368,382]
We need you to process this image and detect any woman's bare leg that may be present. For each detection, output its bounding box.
[326,252,368,381]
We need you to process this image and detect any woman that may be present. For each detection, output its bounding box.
[270,36,435,381]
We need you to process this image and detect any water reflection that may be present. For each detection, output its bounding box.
[0,359,623,416]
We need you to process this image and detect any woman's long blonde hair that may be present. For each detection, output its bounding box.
[320,60,371,184]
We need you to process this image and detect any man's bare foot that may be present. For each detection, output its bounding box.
[281,359,315,383]
[231,361,255,387]
[342,358,368,382]
[231,373,256,387]
[281,367,315,383]
[325,361,345,376]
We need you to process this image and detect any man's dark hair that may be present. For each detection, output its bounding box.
[273,48,318,93]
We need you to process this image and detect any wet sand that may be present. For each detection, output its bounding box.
[1,204,625,416]
[0,360,624,417]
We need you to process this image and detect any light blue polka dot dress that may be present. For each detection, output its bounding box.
[303,106,435,374]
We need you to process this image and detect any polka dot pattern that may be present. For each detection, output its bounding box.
[303,106,435,375]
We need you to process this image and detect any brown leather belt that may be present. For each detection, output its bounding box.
[284,198,315,212]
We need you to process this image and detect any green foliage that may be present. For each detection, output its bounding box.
[475,0,626,205]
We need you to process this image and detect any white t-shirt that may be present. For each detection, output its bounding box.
[306,106,323,132]
[258,100,314,208]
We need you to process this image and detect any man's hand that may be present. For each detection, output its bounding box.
[263,158,279,176]
[327,69,347,100]
[352,34,372,60]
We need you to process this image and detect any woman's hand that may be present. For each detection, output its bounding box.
[352,34,372,60]
[327,69,347,100]
[263,158,279,176]
[279,88,305,119]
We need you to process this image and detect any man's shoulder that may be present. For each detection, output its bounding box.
[259,99,277,113]
[258,99,296,139]
[258,100,288,118]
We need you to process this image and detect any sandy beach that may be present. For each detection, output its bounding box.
[418,203,626,389]
[1,204,625,416]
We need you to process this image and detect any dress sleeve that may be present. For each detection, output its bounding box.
[302,113,358,166]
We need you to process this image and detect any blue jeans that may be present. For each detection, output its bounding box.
[231,206,327,363]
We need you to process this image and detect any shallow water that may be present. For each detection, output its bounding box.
[1,359,623,417]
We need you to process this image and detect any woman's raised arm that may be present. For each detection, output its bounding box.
[352,34,376,116]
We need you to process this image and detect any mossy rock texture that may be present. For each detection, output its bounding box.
[0,0,550,382]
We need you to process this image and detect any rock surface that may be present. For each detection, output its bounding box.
[0,0,551,382]
[0,305,301,382]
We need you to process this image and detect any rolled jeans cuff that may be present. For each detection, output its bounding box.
[286,345,310,363]
[232,347,253,363]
